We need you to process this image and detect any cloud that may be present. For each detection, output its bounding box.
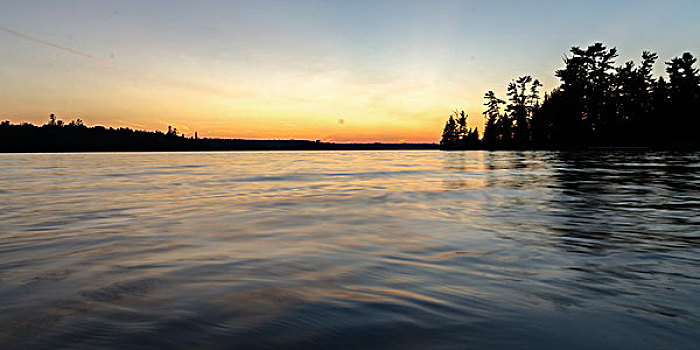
[0,26,109,65]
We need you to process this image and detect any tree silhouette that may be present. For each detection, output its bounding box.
[440,115,458,148]
[506,76,541,147]
[665,52,700,147]
[482,91,505,148]
[440,111,479,149]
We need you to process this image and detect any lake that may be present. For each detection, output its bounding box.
[0,151,698,349]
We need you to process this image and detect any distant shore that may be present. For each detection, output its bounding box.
[0,119,437,152]
[0,142,440,153]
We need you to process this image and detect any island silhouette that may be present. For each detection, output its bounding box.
[441,42,700,150]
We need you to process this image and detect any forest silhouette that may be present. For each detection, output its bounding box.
[0,116,210,152]
[441,43,700,150]
[0,116,434,152]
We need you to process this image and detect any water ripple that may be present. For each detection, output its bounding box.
[0,151,698,349]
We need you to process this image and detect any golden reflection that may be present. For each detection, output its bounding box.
[348,286,444,304]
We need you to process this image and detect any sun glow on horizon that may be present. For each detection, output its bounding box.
[0,41,486,143]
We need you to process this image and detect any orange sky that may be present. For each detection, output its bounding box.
[0,41,488,143]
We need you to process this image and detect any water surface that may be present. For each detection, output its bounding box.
[1,151,698,349]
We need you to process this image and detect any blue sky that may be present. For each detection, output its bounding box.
[1,0,698,141]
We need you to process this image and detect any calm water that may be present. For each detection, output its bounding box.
[1,151,699,349]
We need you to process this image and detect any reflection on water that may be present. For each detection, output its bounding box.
[0,151,698,349]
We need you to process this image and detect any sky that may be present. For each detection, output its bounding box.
[1,0,699,142]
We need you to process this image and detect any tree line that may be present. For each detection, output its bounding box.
[0,115,438,152]
[441,43,700,149]
[0,114,203,152]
